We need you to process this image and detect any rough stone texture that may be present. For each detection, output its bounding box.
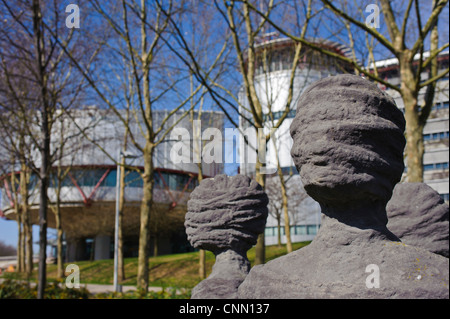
[387,182,449,257]
[289,74,406,208]
[237,75,449,298]
[185,174,268,298]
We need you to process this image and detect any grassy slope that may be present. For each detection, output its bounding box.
[5,242,310,289]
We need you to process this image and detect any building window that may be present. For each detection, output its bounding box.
[265,225,320,237]
[434,101,449,110]
[265,227,274,237]
[424,162,449,171]
[307,225,318,235]
[423,131,449,141]
[263,109,296,122]
[154,171,198,191]
[294,225,307,235]
[124,170,143,187]
[440,193,449,202]
[280,166,299,175]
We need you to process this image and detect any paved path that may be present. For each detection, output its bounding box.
[81,283,165,294]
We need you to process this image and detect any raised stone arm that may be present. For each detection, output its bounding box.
[185,174,268,299]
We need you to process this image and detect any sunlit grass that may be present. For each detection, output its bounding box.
[3,241,310,289]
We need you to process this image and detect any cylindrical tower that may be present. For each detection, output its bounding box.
[238,35,354,245]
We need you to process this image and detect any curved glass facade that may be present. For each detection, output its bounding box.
[11,168,199,193]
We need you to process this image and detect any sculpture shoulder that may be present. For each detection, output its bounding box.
[238,241,449,299]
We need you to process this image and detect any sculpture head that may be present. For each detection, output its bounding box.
[185,174,268,254]
[290,75,406,209]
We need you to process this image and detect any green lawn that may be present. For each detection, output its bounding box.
[4,242,310,289]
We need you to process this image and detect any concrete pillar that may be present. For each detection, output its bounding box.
[94,235,111,260]
[66,237,86,262]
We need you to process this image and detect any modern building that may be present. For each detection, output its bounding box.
[239,34,449,246]
[372,50,449,202]
[0,108,224,261]
[238,34,355,246]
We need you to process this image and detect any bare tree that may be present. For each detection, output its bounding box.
[0,0,95,298]
[164,0,317,263]
[51,0,227,291]
[247,0,450,183]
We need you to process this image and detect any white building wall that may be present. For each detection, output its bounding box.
[1,109,224,212]
[385,77,449,201]
[238,66,338,246]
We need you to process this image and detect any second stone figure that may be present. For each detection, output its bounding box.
[184,174,268,299]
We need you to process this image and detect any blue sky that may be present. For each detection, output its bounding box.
[0,217,18,247]
[0,217,53,253]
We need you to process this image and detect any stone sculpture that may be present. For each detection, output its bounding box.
[185,174,268,299]
[237,74,449,298]
[186,74,449,299]
[387,182,449,257]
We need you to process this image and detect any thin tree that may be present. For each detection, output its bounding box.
[161,0,317,264]
[0,0,94,297]
[51,0,225,291]
[247,0,450,182]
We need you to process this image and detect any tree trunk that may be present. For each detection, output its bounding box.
[254,155,266,265]
[37,118,50,299]
[153,234,158,257]
[281,187,292,253]
[399,53,423,183]
[24,210,33,276]
[16,213,23,273]
[136,143,154,292]
[55,186,64,279]
[10,169,23,273]
[276,213,281,248]
[32,0,50,299]
[118,155,126,282]
[20,165,32,276]
[37,129,49,299]
[56,222,64,279]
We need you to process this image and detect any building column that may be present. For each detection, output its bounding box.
[66,237,86,262]
[94,235,111,260]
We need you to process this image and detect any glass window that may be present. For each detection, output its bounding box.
[295,225,307,235]
[168,174,178,191]
[307,225,318,235]
[103,170,116,187]
[265,227,274,237]
[124,170,142,187]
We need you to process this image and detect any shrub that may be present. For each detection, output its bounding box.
[0,279,90,299]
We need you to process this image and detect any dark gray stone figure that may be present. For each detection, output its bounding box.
[387,182,449,257]
[185,174,268,299]
[237,74,449,298]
